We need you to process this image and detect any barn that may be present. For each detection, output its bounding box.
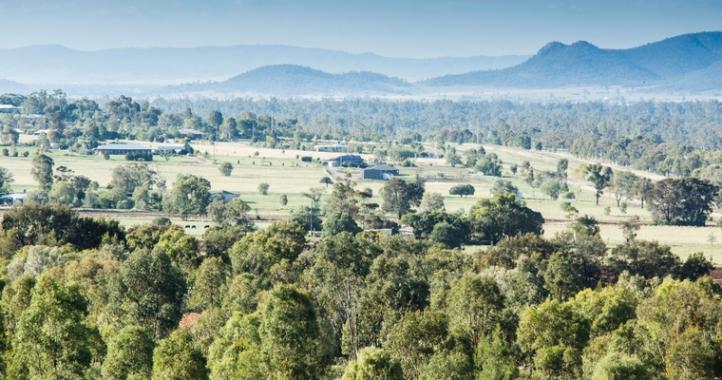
[362,165,399,180]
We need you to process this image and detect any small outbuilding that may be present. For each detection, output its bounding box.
[327,154,366,168]
[362,165,399,180]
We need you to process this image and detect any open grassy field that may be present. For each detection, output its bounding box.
[2,140,721,261]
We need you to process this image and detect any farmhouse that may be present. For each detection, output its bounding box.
[362,165,399,180]
[96,143,152,156]
[327,154,366,168]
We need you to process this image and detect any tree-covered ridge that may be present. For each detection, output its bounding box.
[0,202,716,379]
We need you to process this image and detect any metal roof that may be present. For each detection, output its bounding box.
[364,165,398,171]
[96,143,151,151]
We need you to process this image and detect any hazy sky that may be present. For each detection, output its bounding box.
[1,0,721,57]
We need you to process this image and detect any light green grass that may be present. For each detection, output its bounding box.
[3,141,721,261]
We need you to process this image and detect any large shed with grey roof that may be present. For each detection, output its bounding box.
[362,165,399,180]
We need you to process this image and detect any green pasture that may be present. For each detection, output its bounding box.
[2,141,721,261]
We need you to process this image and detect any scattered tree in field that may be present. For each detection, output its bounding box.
[490,180,522,200]
[31,153,54,191]
[556,159,569,184]
[476,153,503,177]
[258,182,270,195]
[585,164,613,205]
[320,176,333,187]
[421,192,445,211]
[621,216,641,243]
[208,110,224,130]
[0,167,13,193]
[541,178,564,200]
[167,175,211,217]
[219,162,234,176]
[445,146,461,167]
[449,184,475,197]
[613,171,640,206]
[636,177,653,209]
[381,177,425,219]
[280,194,288,207]
[463,148,485,168]
[649,177,718,226]
[207,197,253,229]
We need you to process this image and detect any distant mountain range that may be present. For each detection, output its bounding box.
[424,32,722,89]
[0,44,526,84]
[2,32,722,97]
[0,79,28,94]
[169,65,412,96]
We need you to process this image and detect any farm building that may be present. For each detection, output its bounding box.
[0,104,19,113]
[178,129,205,139]
[153,144,187,155]
[0,192,27,206]
[96,143,152,156]
[362,165,399,180]
[327,154,366,168]
[315,142,347,152]
[215,190,241,202]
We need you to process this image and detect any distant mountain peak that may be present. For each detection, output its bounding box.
[538,41,566,55]
[424,31,722,90]
[570,40,598,49]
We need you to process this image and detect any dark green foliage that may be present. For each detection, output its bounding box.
[229,221,306,279]
[381,177,425,219]
[649,177,718,226]
[475,153,503,176]
[108,249,186,339]
[260,285,324,379]
[449,183,475,197]
[31,153,54,191]
[102,325,154,380]
[12,275,102,379]
[322,210,362,236]
[0,204,124,250]
[544,250,601,300]
[585,164,613,205]
[469,193,544,244]
[167,174,212,217]
[152,329,208,380]
[342,347,404,380]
